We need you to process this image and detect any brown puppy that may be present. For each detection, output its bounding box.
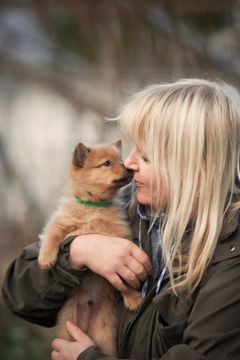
[38,140,142,356]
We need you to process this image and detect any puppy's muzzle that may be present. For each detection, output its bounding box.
[113,170,133,187]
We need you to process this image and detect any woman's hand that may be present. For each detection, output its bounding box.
[68,234,152,294]
[51,321,95,360]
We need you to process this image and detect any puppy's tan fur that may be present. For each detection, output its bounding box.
[38,140,142,356]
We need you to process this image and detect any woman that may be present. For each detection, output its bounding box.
[3,78,240,359]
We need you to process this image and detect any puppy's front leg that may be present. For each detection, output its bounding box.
[38,223,64,270]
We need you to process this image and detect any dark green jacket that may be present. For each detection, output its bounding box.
[2,198,240,359]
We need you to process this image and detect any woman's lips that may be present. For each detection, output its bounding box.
[134,179,144,187]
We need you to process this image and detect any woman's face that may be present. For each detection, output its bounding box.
[124,146,160,208]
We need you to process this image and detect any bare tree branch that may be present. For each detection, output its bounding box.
[0,53,108,115]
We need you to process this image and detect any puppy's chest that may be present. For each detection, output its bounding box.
[68,206,131,238]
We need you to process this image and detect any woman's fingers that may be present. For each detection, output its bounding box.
[104,241,152,291]
[130,245,152,274]
[51,323,95,360]
[108,273,129,293]
[65,321,89,343]
[118,266,141,289]
[69,234,152,293]
[51,339,65,359]
[109,260,148,291]
[51,350,59,360]
[125,258,149,282]
[52,339,63,351]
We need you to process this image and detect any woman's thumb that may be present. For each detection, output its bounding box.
[66,321,83,342]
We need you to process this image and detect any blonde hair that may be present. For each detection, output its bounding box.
[120,78,240,295]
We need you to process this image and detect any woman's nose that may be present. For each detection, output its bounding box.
[124,149,139,171]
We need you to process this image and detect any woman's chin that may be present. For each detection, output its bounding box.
[136,192,151,206]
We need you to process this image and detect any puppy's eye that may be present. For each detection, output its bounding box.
[102,160,112,167]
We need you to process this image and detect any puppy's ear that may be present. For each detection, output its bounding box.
[113,139,122,150]
[73,143,90,168]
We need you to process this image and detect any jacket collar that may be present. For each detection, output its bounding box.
[219,211,239,242]
[136,203,239,241]
[137,203,164,228]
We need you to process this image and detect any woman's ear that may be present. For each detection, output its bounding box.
[72,143,90,168]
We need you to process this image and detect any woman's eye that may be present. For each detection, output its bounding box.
[141,155,150,163]
[102,160,112,167]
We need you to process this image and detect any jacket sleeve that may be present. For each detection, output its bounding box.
[77,346,205,360]
[2,236,85,327]
[77,345,205,360]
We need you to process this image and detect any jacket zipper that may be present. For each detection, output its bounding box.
[120,285,157,358]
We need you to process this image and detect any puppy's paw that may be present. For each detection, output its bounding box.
[38,252,57,270]
[123,290,143,311]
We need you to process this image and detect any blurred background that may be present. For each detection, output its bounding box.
[1,0,240,358]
